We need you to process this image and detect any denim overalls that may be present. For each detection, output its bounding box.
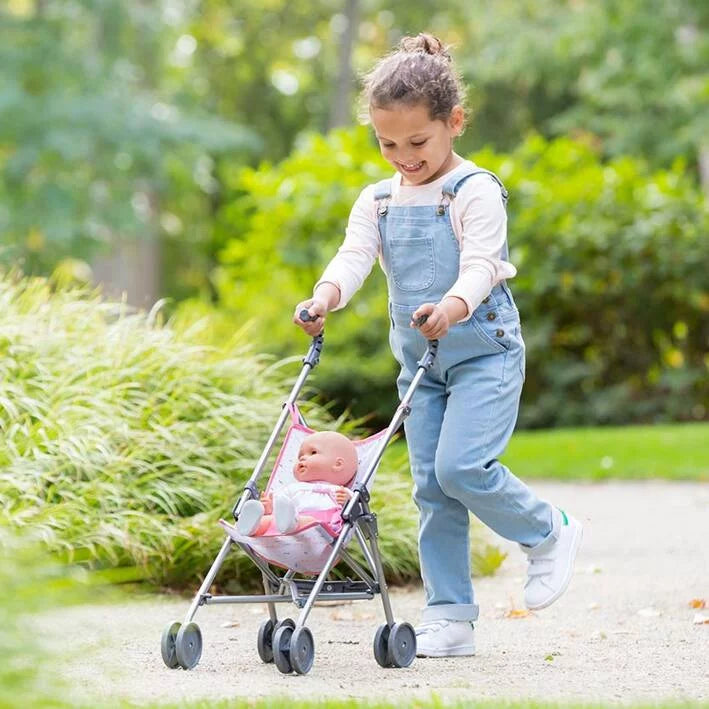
[375,164,557,622]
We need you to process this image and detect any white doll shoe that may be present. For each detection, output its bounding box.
[273,494,298,534]
[236,499,265,536]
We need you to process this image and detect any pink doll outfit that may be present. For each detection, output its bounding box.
[274,482,349,535]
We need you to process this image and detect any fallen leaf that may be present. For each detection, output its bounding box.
[689,599,706,609]
[505,608,532,619]
[330,609,354,621]
[692,614,709,625]
[220,620,240,628]
[587,602,600,611]
[637,607,661,617]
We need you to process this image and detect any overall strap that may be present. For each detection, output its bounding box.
[442,167,509,204]
[373,178,393,216]
[373,179,393,200]
[442,166,510,262]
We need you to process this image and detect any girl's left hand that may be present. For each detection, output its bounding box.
[411,303,450,339]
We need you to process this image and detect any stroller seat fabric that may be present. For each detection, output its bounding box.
[220,412,387,574]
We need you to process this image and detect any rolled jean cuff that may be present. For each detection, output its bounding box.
[421,603,479,623]
[522,507,563,556]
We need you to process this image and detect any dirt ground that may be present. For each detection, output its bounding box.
[43,482,709,706]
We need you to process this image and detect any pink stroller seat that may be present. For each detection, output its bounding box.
[219,406,387,574]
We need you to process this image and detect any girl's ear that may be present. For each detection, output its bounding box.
[449,105,465,136]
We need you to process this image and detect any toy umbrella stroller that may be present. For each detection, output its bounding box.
[160,314,439,675]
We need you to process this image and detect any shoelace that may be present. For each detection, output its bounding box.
[415,620,450,636]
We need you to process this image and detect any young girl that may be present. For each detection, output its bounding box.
[293,34,582,658]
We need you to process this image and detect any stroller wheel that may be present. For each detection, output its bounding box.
[387,622,416,668]
[257,619,275,663]
[289,627,315,675]
[161,621,182,669]
[273,617,295,633]
[175,622,203,670]
[373,624,392,667]
[272,624,294,674]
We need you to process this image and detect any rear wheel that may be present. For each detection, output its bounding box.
[256,619,274,663]
[272,624,294,674]
[373,624,391,668]
[387,622,416,668]
[289,627,315,675]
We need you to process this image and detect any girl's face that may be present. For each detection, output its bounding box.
[370,102,464,186]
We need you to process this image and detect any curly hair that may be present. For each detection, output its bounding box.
[360,33,466,123]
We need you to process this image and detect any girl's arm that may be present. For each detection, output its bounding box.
[294,185,379,334]
[444,175,517,320]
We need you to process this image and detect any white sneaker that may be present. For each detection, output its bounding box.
[235,499,264,536]
[415,620,475,657]
[522,510,583,610]
[273,493,298,534]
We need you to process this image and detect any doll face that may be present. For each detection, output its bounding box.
[370,101,464,186]
[293,431,358,486]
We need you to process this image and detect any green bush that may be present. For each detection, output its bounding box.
[0,270,501,589]
[212,129,708,428]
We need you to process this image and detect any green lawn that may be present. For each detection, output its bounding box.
[384,422,709,481]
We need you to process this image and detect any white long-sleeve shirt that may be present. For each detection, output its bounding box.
[316,160,517,322]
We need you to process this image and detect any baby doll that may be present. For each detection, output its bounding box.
[236,431,358,536]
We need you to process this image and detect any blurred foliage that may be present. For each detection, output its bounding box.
[0,530,79,708]
[0,0,259,294]
[2,0,707,301]
[0,270,503,590]
[459,0,709,166]
[209,129,709,429]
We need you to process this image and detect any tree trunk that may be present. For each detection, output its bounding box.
[328,0,359,129]
[699,145,709,200]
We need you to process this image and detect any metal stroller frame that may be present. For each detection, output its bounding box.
[161,319,438,675]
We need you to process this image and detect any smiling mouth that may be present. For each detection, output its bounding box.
[398,161,424,172]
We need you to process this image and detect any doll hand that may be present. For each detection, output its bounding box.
[333,486,353,506]
[259,492,273,515]
[411,303,450,339]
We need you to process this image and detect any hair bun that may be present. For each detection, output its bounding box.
[399,33,451,61]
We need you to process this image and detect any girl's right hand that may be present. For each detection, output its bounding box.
[293,298,328,336]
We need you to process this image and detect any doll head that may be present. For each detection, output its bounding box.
[293,431,358,486]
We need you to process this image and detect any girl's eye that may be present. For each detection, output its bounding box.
[382,142,395,148]
[411,140,427,147]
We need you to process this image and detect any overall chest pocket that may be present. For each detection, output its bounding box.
[389,236,435,292]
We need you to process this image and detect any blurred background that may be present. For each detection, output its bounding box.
[1,0,707,430]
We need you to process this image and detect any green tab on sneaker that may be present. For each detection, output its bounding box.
[560,509,569,525]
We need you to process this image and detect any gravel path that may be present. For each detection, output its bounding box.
[45,482,709,706]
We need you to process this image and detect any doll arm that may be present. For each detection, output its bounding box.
[259,491,273,515]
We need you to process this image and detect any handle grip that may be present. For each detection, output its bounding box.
[299,308,319,323]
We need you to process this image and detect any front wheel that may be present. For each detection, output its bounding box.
[161,621,182,669]
[175,622,203,670]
